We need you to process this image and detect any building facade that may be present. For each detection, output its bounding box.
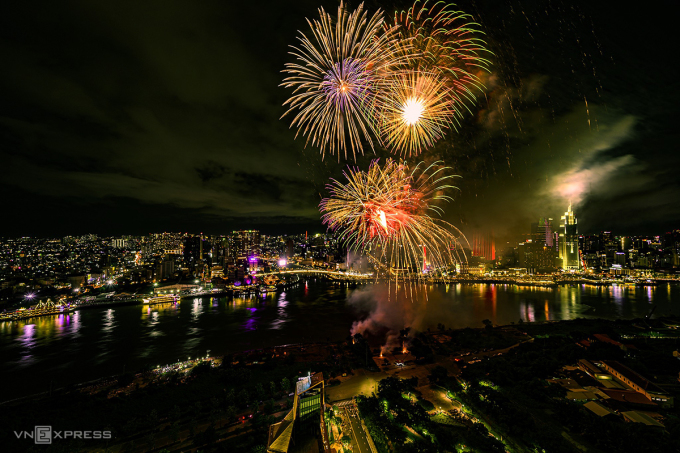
[559,203,580,271]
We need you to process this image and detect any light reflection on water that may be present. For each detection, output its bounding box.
[271,291,289,330]
[0,281,678,400]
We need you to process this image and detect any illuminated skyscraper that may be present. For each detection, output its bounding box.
[231,230,261,259]
[559,203,580,271]
[531,217,556,247]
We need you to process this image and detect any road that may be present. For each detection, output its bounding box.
[340,404,372,453]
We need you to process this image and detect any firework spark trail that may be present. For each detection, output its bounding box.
[376,0,492,156]
[281,2,406,160]
[320,159,465,279]
[374,70,454,157]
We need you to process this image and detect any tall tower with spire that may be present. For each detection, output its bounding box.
[559,203,580,271]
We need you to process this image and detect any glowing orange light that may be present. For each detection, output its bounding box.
[377,209,388,230]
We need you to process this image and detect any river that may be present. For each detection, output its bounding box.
[1,279,678,401]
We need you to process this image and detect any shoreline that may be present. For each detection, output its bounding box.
[4,314,678,406]
[3,277,676,323]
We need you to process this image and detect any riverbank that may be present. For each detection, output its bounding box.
[4,315,679,453]
[2,280,680,404]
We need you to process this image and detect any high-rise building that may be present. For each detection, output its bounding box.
[112,238,127,249]
[531,218,556,247]
[559,203,580,271]
[285,238,294,258]
[518,239,557,273]
[183,236,201,265]
[516,217,559,273]
[156,258,175,280]
[231,230,261,259]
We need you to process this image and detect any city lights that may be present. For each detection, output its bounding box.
[0,2,676,452]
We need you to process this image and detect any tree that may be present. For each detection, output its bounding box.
[148,409,159,430]
[146,432,156,450]
[408,338,433,362]
[194,424,217,447]
[281,377,291,393]
[270,380,277,397]
[255,383,266,401]
[170,405,181,421]
[211,397,222,427]
[225,388,235,407]
[342,434,352,450]
[122,439,135,453]
[170,424,180,444]
[225,405,237,423]
[237,388,250,408]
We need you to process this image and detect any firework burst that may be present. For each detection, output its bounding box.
[320,159,465,277]
[281,2,403,160]
[375,70,454,157]
[376,0,491,156]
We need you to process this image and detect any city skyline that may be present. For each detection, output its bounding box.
[2,3,680,453]
[1,1,678,241]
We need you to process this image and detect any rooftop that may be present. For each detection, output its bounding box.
[601,361,668,395]
[584,401,616,417]
[600,389,657,406]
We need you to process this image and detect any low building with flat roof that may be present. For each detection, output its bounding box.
[600,389,658,408]
[578,359,611,380]
[622,411,665,427]
[566,390,597,401]
[584,401,616,417]
[601,361,673,408]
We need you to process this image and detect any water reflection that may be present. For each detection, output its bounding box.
[191,299,203,320]
[100,309,116,345]
[17,323,37,366]
[271,292,289,330]
[242,307,259,332]
[1,281,679,401]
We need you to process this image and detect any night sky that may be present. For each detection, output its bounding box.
[1,0,678,241]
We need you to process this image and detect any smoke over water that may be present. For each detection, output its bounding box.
[347,284,459,352]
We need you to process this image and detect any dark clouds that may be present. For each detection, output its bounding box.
[421,0,680,241]
[0,0,678,238]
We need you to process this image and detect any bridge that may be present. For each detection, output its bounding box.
[253,269,373,280]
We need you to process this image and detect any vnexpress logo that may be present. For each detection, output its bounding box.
[34,426,52,444]
[15,426,111,444]
[14,426,52,445]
